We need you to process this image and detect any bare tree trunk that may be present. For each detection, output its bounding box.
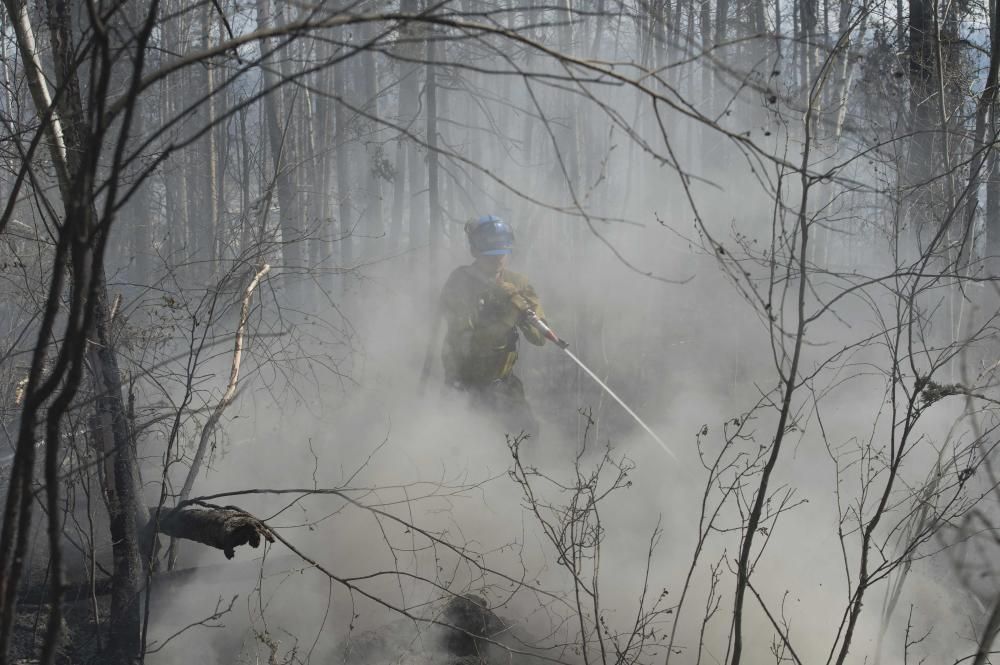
[907,0,939,251]
[775,0,782,56]
[215,11,228,268]
[407,114,426,252]
[715,0,729,63]
[700,0,715,170]
[909,0,937,166]
[284,34,309,284]
[126,109,152,286]
[800,0,817,91]
[159,2,187,262]
[654,0,669,82]
[955,0,999,270]
[314,59,336,291]
[256,0,303,304]
[753,0,766,35]
[427,31,442,266]
[238,103,251,256]
[988,110,1000,272]
[793,0,801,85]
[359,19,384,257]
[590,0,607,55]
[89,286,147,665]
[201,1,219,280]
[831,0,867,141]
[392,0,422,251]
[300,66,323,303]
[558,0,581,192]
[115,0,154,287]
[390,138,408,252]
[334,27,355,269]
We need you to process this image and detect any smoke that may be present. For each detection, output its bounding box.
[137,206,965,665]
[0,0,994,661]
[37,13,985,665]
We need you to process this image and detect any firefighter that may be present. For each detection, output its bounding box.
[440,215,547,439]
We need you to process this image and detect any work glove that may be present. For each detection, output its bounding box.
[495,280,520,298]
[494,281,538,317]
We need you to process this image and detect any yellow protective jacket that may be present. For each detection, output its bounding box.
[440,266,547,387]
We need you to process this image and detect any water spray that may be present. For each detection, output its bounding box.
[521,309,676,459]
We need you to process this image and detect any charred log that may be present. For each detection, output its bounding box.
[149,505,273,560]
[440,594,506,661]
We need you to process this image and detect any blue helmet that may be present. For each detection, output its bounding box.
[465,215,514,256]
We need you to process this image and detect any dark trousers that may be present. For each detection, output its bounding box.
[465,374,540,441]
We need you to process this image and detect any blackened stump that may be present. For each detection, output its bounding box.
[440,594,504,661]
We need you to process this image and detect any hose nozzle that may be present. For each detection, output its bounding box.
[523,309,569,348]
